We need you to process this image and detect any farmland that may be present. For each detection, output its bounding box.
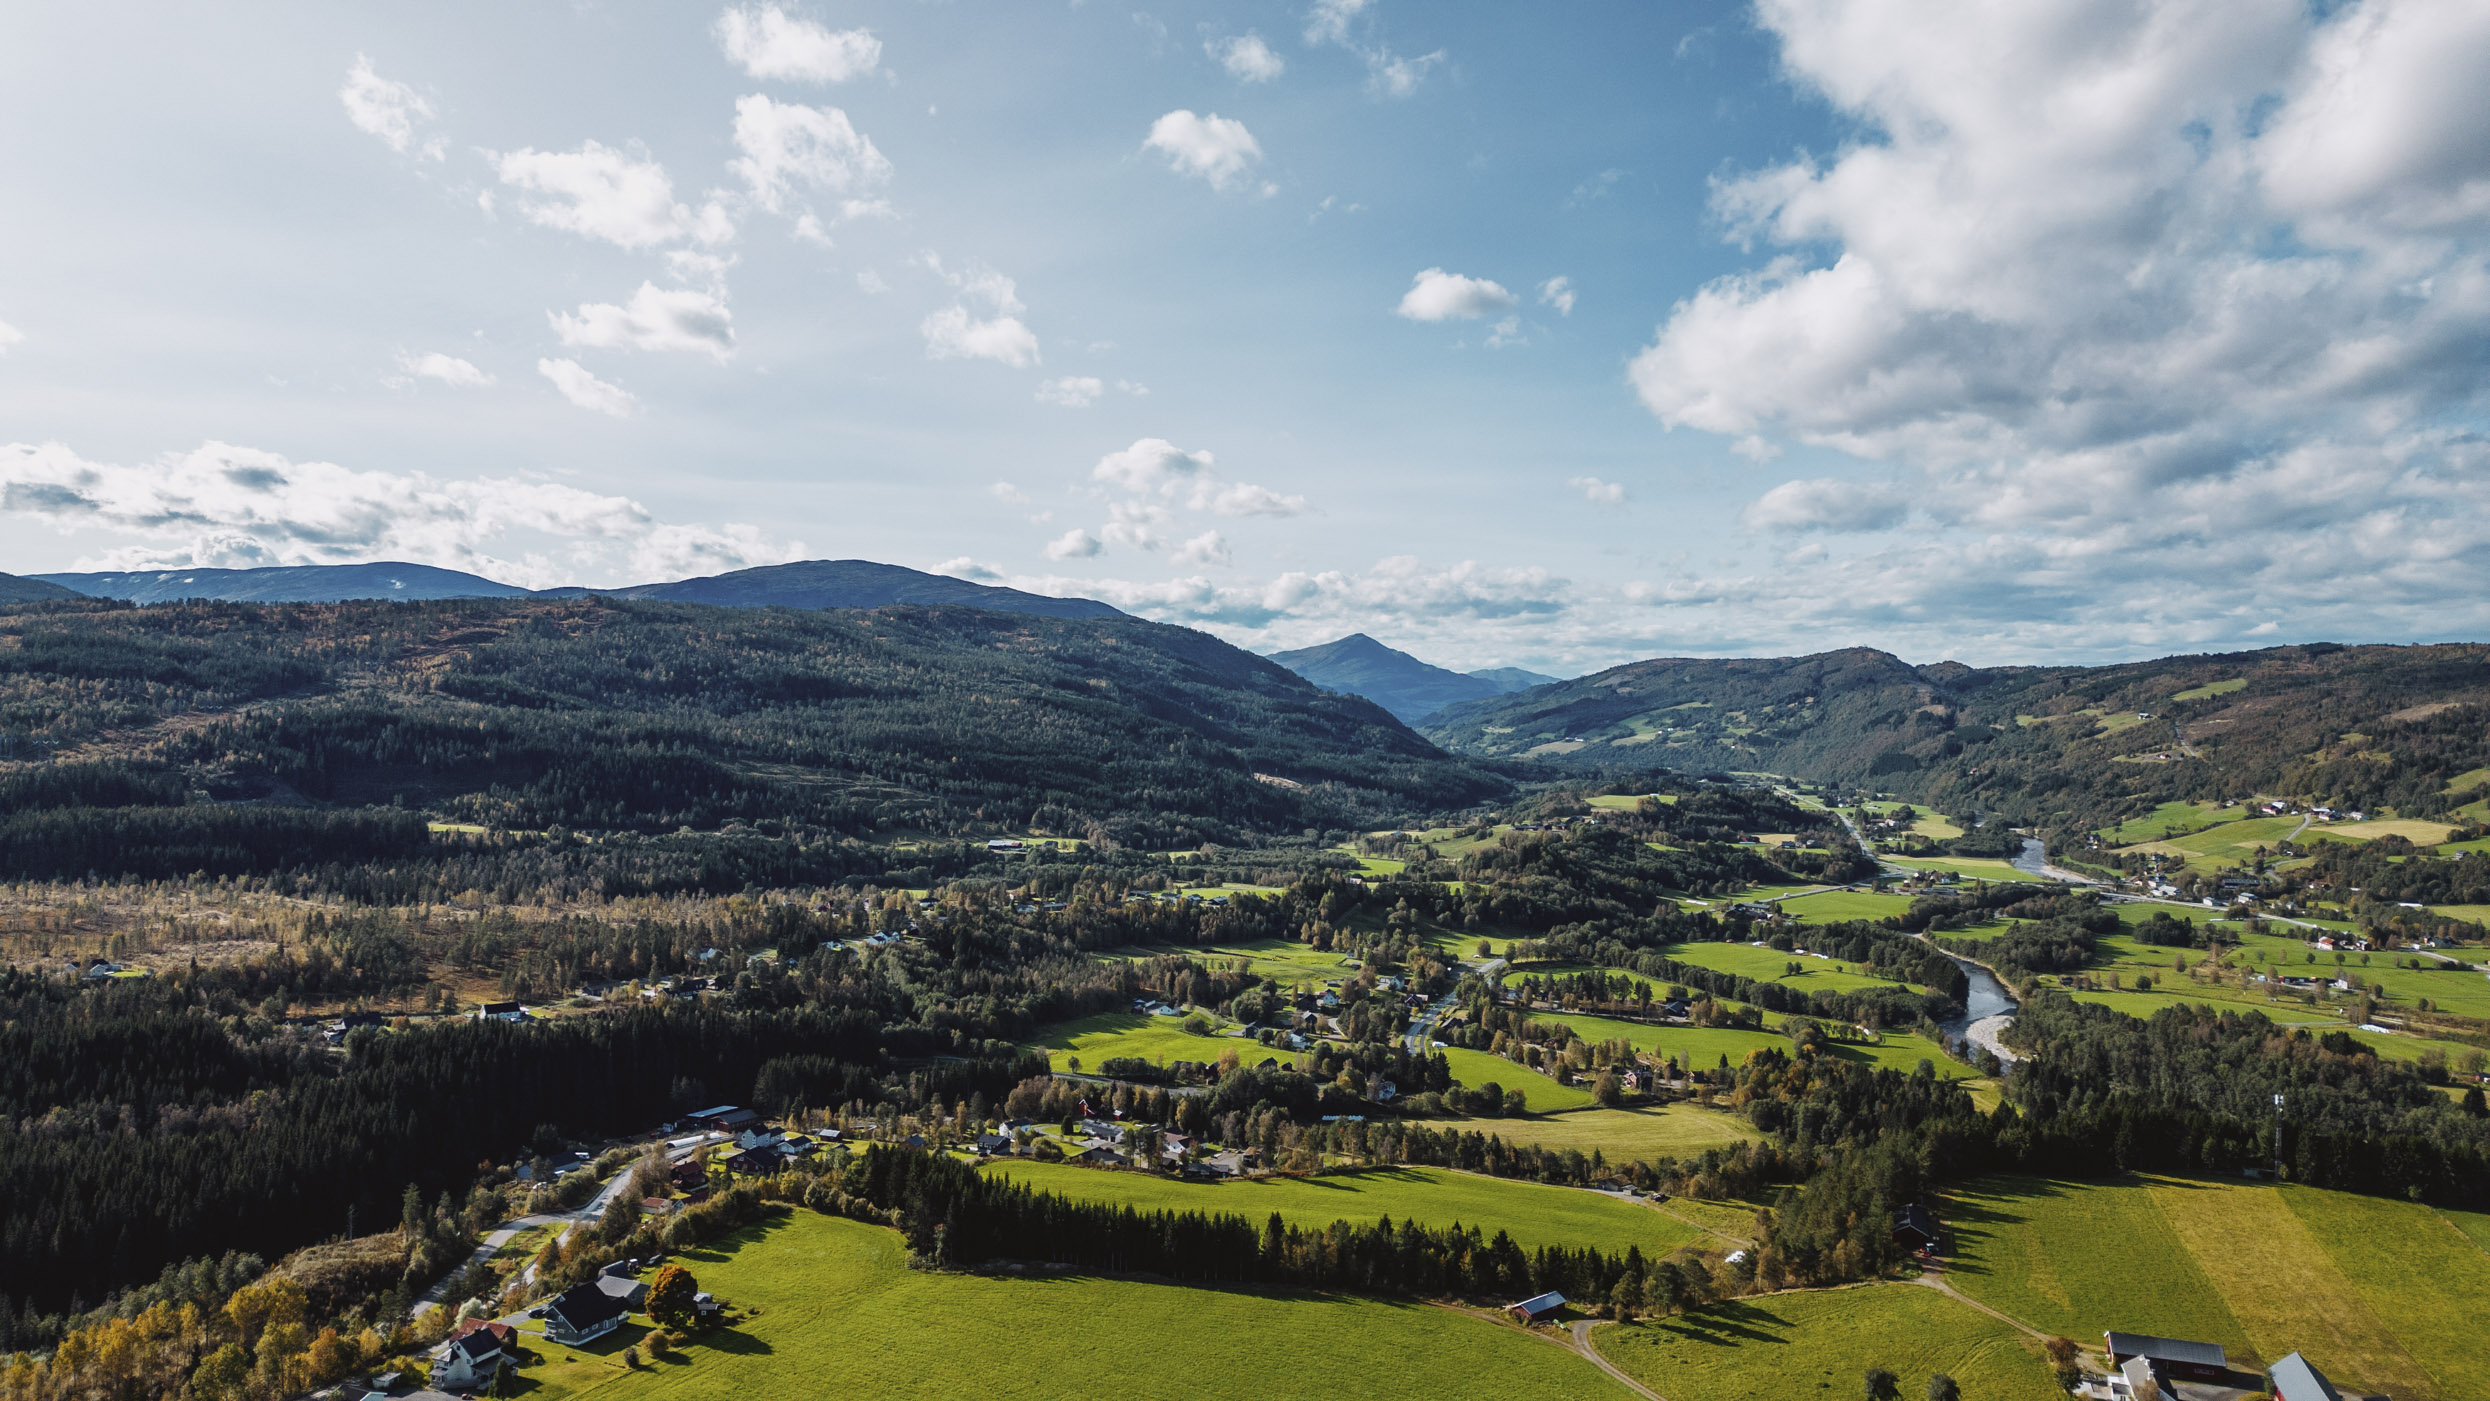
[1427,1104,1763,1160]
[1657,939,1919,996]
[2099,800,2252,845]
[1027,1011,1243,1073]
[1592,1281,2061,1401]
[1438,1045,1596,1112]
[517,1212,1626,1401]
[1943,1174,2490,1401]
[1778,889,1917,924]
[984,1161,1712,1257]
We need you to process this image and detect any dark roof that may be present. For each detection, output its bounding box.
[2104,1333,2227,1368]
[1894,1204,1939,1238]
[548,1281,628,1330]
[686,1104,742,1119]
[446,1329,504,1361]
[2268,1352,2342,1401]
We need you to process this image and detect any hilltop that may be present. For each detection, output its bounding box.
[1269,633,1559,724]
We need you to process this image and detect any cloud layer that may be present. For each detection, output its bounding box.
[0,440,800,586]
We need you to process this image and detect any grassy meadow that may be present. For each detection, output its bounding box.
[1437,1045,1597,1112]
[1028,1011,1241,1073]
[1428,1104,1763,1160]
[1943,1174,2490,1401]
[1592,1282,2061,1401]
[515,1212,1626,1401]
[985,1161,1711,1257]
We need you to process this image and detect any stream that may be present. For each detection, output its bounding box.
[1939,954,2021,1067]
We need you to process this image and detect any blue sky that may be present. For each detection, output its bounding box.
[3,0,2487,675]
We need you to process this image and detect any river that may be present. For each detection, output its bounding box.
[1938,953,2021,1067]
[2009,834,2100,885]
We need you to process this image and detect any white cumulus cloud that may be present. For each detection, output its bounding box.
[1044,528,1102,560]
[713,5,882,84]
[935,556,1002,581]
[1175,530,1233,567]
[398,352,493,388]
[1212,34,1285,81]
[729,95,892,218]
[551,283,735,361]
[1036,376,1104,407]
[1144,111,1265,192]
[1093,438,1216,494]
[0,439,800,587]
[918,255,1038,367]
[0,320,23,355]
[1201,482,1307,518]
[1537,276,1576,316]
[537,358,639,417]
[491,142,728,250]
[1396,268,1517,322]
[1568,476,1624,505]
[339,55,439,158]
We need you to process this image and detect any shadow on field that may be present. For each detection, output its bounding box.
[1641,1299,1790,1347]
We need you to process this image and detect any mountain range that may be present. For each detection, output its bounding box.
[29,559,1122,619]
[1425,643,2490,836]
[1266,632,1562,724]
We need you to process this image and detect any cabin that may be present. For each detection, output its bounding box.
[1506,1291,1566,1323]
[2267,1351,2343,1401]
[544,1281,629,1345]
[2103,1332,2229,1384]
[1892,1203,1939,1252]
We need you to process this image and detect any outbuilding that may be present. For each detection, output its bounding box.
[2267,1351,2343,1401]
[1506,1291,1566,1323]
[2103,1332,2229,1384]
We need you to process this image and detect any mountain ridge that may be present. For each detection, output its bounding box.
[35,558,1123,619]
[1268,632,1560,724]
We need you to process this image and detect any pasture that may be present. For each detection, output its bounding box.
[1437,1045,1596,1112]
[2099,800,2251,845]
[1524,1011,1787,1067]
[984,1161,1711,1257]
[523,1212,1626,1401]
[2113,815,2304,873]
[1027,1011,1241,1073]
[1884,855,2028,881]
[1592,1282,2060,1401]
[2172,677,2248,701]
[1428,1104,1762,1160]
[1779,889,1915,924]
[1657,940,1916,996]
[1944,1174,2490,1401]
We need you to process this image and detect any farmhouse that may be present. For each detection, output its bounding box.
[2267,1351,2344,1401]
[2103,1332,2228,1384]
[543,1280,629,1344]
[1892,1203,1939,1252]
[1506,1291,1566,1323]
[428,1321,511,1390]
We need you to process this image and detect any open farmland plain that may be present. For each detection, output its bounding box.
[1028,1011,1242,1073]
[1592,1281,2061,1401]
[1427,1103,1763,1160]
[519,1212,1628,1401]
[984,1161,1713,1257]
[1943,1174,2490,1401]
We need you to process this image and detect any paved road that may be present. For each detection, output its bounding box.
[411,1134,721,1317]
[1407,956,1503,1055]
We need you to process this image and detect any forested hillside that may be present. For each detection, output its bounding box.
[1427,643,2490,839]
[0,597,1503,865]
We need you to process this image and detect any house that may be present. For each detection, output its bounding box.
[1893,1204,1939,1252]
[2109,1355,2180,1401]
[1506,1291,1567,1323]
[543,1281,629,1344]
[476,1001,526,1022]
[2103,1332,2228,1384]
[429,1324,508,1389]
[1079,1119,1127,1144]
[670,1159,708,1189]
[976,1132,1013,1155]
[595,1270,648,1310]
[735,1127,785,1151]
[1073,1139,1129,1165]
[724,1148,780,1175]
[2267,1351,2344,1401]
[686,1105,761,1134]
[986,839,1026,852]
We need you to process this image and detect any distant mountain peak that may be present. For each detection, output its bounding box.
[1269,634,1561,725]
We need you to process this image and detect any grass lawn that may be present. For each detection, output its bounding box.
[1884,855,2030,881]
[2115,815,2305,873]
[2100,800,2252,846]
[1525,1013,1788,1069]
[985,1161,1710,1256]
[1944,1174,2490,1401]
[2173,678,2248,701]
[1437,1045,1597,1112]
[2306,817,2460,847]
[1779,890,1916,924]
[1821,1032,1981,1081]
[1027,1011,1240,1073]
[1658,941,1915,997]
[1427,1104,1761,1160]
[525,1212,1626,1401]
[1592,1282,2060,1401]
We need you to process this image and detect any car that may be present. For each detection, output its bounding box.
[528,1306,546,1319]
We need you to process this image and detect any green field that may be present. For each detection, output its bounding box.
[2115,815,2305,873]
[1428,1104,1762,1160]
[1526,1012,1789,1069]
[987,1161,1710,1257]
[1822,1032,1981,1080]
[1438,1045,1596,1112]
[2173,678,2248,701]
[1884,855,2029,881]
[1593,1282,2060,1401]
[1779,890,1916,924]
[1658,940,1916,996]
[1945,1174,2490,1401]
[2100,800,2252,845]
[1028,1011,1242,1073]
[519,1212,1625,1400]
